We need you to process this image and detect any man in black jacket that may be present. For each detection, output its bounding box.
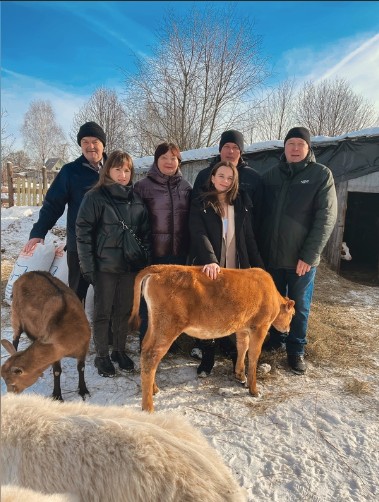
[260,127,337,374]
[23,121,107,301]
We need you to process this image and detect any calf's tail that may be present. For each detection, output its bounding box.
[129,268,151,332]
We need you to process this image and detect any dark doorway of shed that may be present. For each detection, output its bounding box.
[340,192,379,286]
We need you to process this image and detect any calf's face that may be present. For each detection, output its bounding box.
[271,299,295,332]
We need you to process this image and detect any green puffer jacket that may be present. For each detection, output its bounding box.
[76,183,152,275]
[259,150,337,269]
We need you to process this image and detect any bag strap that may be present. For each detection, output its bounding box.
[101,187,147,252]
[101,186,126,223]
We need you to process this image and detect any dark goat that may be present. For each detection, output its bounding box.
[1,271,90,400]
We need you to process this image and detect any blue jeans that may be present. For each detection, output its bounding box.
[268,267,317,356]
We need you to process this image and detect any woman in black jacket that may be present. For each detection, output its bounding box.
[189,161,264,377]
[76,151,151,377]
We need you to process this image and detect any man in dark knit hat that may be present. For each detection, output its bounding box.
[259,126,337,374]
[23,121,107,301]
[190,129,263,369]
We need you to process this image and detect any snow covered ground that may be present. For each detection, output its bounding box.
[1,205,378,502]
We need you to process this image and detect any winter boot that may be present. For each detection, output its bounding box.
[94,355,116,377]
[111,351,135,372]
[190,339,202,360]
[287,354,306,374]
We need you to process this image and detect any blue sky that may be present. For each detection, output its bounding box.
[1,1,379,149]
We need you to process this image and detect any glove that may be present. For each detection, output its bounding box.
[83,272,95,286]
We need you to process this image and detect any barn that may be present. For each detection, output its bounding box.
[134,127,379,283]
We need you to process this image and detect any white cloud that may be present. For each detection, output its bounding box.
[1,68,87,150]
[281,32,379,109]
[1,66,128,156]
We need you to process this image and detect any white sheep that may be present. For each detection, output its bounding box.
[1,394,247,502]
[1,485,79,502]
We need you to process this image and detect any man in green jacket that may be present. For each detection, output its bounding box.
[260,127,337,373]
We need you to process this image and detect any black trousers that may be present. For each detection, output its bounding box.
[67,250,90,302]
[93,271,136,356]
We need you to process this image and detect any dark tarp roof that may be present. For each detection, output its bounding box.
[244,134,379,184]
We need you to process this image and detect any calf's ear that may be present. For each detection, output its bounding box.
[286,299,295,311]
[1,339,17,355]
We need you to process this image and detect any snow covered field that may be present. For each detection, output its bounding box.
[1,205,378,501]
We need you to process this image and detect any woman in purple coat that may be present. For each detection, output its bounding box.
[134,142,192,345]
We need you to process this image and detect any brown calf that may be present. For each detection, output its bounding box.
[1,271,91,400]
[129,265,295,412]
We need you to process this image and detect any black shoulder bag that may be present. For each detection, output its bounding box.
[101,187,149,267]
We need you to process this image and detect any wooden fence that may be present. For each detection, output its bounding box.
[2,162,149,208]
[2,162,55,207]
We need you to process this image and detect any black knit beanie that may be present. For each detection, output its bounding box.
[284,127,311,148]
[219,130,244,152]
[77,122,106,146]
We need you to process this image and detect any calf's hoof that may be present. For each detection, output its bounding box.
[79,388,90,400]
[248,387,261,398]
[142,404,154,413]
[234,372,247,385]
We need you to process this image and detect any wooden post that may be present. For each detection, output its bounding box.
[42,166,47,191]
[31,176,37,205]
[323,181,348,274]
[27,176,32,206]
[6,162,14,207]
[21,178,26,206]
[38,181,43,206]
[16,177,22,206]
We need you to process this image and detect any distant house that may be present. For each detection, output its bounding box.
[45,158,65,172]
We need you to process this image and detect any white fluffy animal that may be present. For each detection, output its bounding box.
[1,485,79,502]
[1,394,246,502]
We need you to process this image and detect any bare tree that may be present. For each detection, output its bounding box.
[6,150,32,171]
[54,143,71,163]
[1,108,15,161]
[71,87,130,154]
[294,78,377,136]
[241,79,297,143]
[123,4,269,154]
[258,79,297,140]
[21,100,66,167]
[1,150,31,187]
